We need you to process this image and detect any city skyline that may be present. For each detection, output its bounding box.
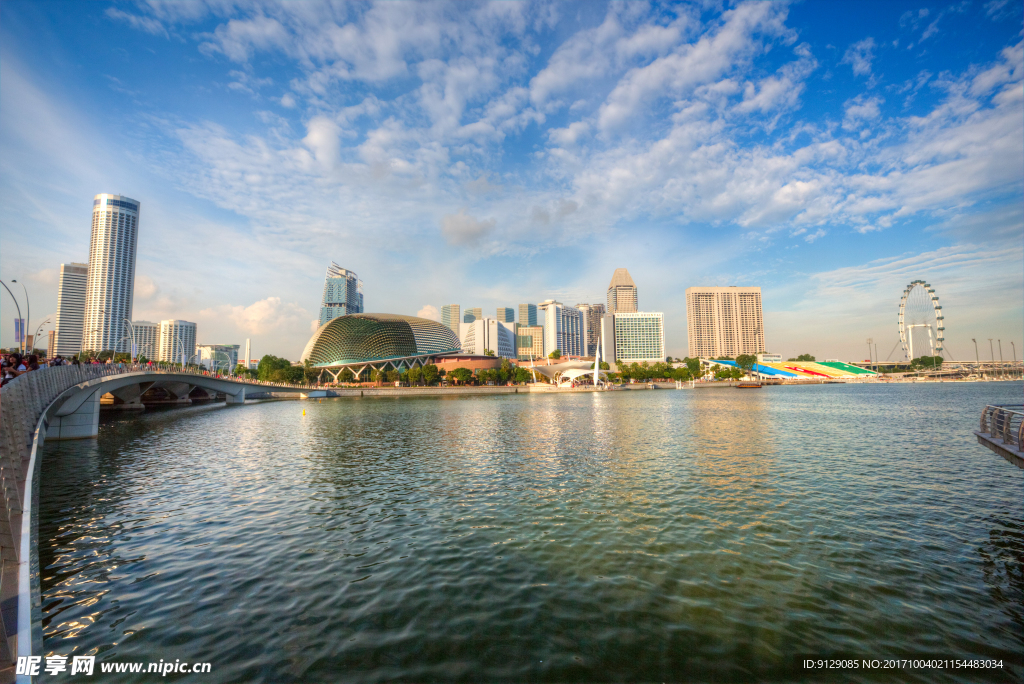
[1,1,1021,362]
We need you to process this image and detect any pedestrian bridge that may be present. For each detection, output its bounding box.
[0,364,312,680]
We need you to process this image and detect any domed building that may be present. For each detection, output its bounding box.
[300,313,462,381]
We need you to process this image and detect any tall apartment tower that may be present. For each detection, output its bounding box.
[157,319,197,363]
[463,307,482,323]
[607,268,638,314]
[441,305,461,332]
[82,195,140,353]
[496,307,515,323]
[319,263,363,327]
[518,303,537,327]
[131,321,159,359]
[54,262,89,356]
[685,286,764,358]
[575,303,605,356]
[537,300,584,357]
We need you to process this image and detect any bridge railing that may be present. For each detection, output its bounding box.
[980,405,1024,452]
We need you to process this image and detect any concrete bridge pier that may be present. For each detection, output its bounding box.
[160,383,194,406]
[45,390,101,440]
[224,388,246,404]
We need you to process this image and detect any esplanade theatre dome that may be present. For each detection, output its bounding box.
[301,313,461,368]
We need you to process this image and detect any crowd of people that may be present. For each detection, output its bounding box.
[0,352,132,388]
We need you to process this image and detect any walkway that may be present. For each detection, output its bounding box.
[976,404,1024,469]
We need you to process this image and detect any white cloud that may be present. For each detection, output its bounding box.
[842,95,883,130]
[200,297,310,336]
[841,37,876,77]
[416,304,440,321]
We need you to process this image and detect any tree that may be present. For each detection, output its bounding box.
[407,366,422,385]
[685,357,702,378]
[513,367,532,384]
[339,368,355,383]
[484,349,495,357]
[736,354,757,375]
[499,358,512,383]
[422,364,439,385]
[450,367,473,385]
[549,349,561,359]
[257,355,293,381]
[370,368,384,384]
[303,359,318,384]
[788,354,816,362]
[386,370,400,383]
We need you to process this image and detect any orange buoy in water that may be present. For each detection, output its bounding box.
[302,409,306,415]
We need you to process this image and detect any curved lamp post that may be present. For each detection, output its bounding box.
[32,318,52,355]
[0,280,25,353]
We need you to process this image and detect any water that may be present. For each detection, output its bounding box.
[39,383,1023,682]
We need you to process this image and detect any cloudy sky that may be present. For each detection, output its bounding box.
[1,0,1021,361]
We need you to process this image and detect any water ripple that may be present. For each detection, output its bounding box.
[39,383,1023,682]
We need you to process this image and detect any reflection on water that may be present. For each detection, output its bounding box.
[39,384,1023,682]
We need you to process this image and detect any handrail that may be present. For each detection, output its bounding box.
[980,404,1024,451]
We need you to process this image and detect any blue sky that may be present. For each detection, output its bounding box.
[1,0,1021,361]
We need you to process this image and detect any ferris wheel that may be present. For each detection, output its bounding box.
[898,280,945,360]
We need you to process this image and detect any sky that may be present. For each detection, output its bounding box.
[1,0,1021,362]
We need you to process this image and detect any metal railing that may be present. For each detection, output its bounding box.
[980,405,1024,452]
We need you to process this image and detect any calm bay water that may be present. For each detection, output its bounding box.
[39,383,1023,682]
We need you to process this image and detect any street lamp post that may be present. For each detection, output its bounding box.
[988,338,994,362]
[998,339,1003,362]
[0,280,24,353]
[1012,342,1017,363]
[972,338,979,364]
[10,280,29,355]
[121,318,138,361]
[33,318,52,356]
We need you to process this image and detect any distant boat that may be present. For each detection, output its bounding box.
[736,382,762,389]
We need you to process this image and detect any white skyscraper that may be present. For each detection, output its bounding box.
[54,262,89,356]
[82,194,140,353]
[613,312,665,363]
[537,300,584,357]
[157,320,197,363]
[459,318,516,358]
[131,321,159,360]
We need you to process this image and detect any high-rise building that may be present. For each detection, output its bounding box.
[576,303,605,356]
[441,305,461,332]
[157,320,197,363]
[607,268,638,314]
[131,321,159,360]
[463,307,482,323]
[516,325,544,360]
[459,318,516,358]
[82,195,140,353]
[685,286,764,358]
[613,312,665,363]
[47,330,56,359]
[518,303,537,327]
[537,300,584,357]
[319,263,363,327]
[54,262,88,356]
[496,307,515,323]
[197,344,240,371]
